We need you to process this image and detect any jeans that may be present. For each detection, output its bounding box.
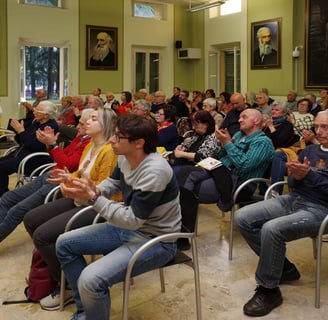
[0,173,56,242]
[235,193,328,288]
[56,223,177,320]
[24,197,97,282]
[270,151,287,194]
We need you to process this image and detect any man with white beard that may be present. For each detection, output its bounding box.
[253,26,277,66]
[89,32,115,67]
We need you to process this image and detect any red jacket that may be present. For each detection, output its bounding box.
[48,134,91,172]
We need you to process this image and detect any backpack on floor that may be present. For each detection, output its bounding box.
[2,249,57,305]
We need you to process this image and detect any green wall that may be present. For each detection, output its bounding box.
[173,5,204,92]
[247,0,294,95]
[0,0,8,96]
[79,1,124,94]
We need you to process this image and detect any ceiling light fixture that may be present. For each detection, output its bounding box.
[186,1,226,13]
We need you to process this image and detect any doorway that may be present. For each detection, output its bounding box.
[132,47,161,94]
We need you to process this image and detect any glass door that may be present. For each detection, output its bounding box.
[133,48,160,94]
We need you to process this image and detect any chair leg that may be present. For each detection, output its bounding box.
[315,236,323,308]
[228,206,236,260]
[159,268,165,293]
[191,237,202,320]
[313,237,317,259]
[59,270,66,311]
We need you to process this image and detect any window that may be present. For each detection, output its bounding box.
[20,43,69,101]
[209,0,241,18]
[20,0,64,8]
[133,1,164,20]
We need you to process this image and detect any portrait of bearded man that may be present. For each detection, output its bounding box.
[89,31,116,68]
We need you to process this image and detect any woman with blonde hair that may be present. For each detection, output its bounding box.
[23,108,121,311]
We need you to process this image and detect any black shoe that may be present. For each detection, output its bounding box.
[177,238,190,251]
[243,286,283,317]
[280,264,301,284]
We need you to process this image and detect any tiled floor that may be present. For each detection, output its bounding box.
[1,176,328,319]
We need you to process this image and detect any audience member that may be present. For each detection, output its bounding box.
[256,92,271,115]
[202,97,225,127]
[191,91,204,112]
[92,88,104,104]
[220,92,248,136]
[0,100,59,196]
[23,108,120,311]
[235,111,328,317]
[177,109,274,213]
[290,98,314,136]
[168,86,181,107]
[262,101,299,149]
[117,91,132,115]
[259,87,274,105]
[0,109,92,243]
[20,88,47,127]
[175,89,191,117]
[150,90,166,114]
[285,90,298,113]
[245,91,258,109]
[305,93,321,116]
[55,114,181,320]
[205,89,216,98]
[103,92,119,109]
[56,96,75,126]
[155,104,180,151]
[317,88,328,110]
[219,91,233,113]
[131,99,155,122]
[171,110,219,175]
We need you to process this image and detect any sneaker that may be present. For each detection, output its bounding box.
[40,287,74,311]
[280,264,301,284]
[71,311,86,320]
[243,286,283,317]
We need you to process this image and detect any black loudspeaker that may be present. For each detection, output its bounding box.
[175,40,182,49]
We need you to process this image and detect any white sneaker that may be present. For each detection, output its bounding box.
[40,287,74,311]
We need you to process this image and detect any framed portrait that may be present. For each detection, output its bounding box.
[86,25,118,70]
[305,0,328,89]
[251,18,281,69]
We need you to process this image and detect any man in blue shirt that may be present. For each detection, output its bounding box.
[235,111,328,317]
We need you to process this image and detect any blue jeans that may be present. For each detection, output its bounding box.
[270,151,287,194]
[56,223,177,320]
[235,193,328,288]
[0,173,56,242]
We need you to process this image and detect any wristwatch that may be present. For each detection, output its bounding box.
[49,143,58,150]
[88,190,101,205]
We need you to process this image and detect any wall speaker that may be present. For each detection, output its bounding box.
[175,40,182,49]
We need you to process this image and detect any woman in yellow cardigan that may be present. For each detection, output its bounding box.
[23,108,120,311]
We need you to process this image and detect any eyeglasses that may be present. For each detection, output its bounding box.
[155,112,165,116]
[314,124,328,131]
[112,132,130,143]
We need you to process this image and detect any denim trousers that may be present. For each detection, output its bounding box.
[0,173,56,242]
[270,151,288,194]
[56,223,177,320]
[235,193,328,288]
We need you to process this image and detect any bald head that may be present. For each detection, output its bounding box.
[239,108,263,135]
[230,92,247,111]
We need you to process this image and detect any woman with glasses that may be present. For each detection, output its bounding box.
[290,98,314,136]
[0,100,59,196]
[171,110,219,175]
[155,104,180,151]
[23,108,121,311]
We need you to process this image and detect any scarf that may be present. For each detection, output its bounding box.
[158,121,174,133]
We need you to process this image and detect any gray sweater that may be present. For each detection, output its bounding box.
[93,152,181,237]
